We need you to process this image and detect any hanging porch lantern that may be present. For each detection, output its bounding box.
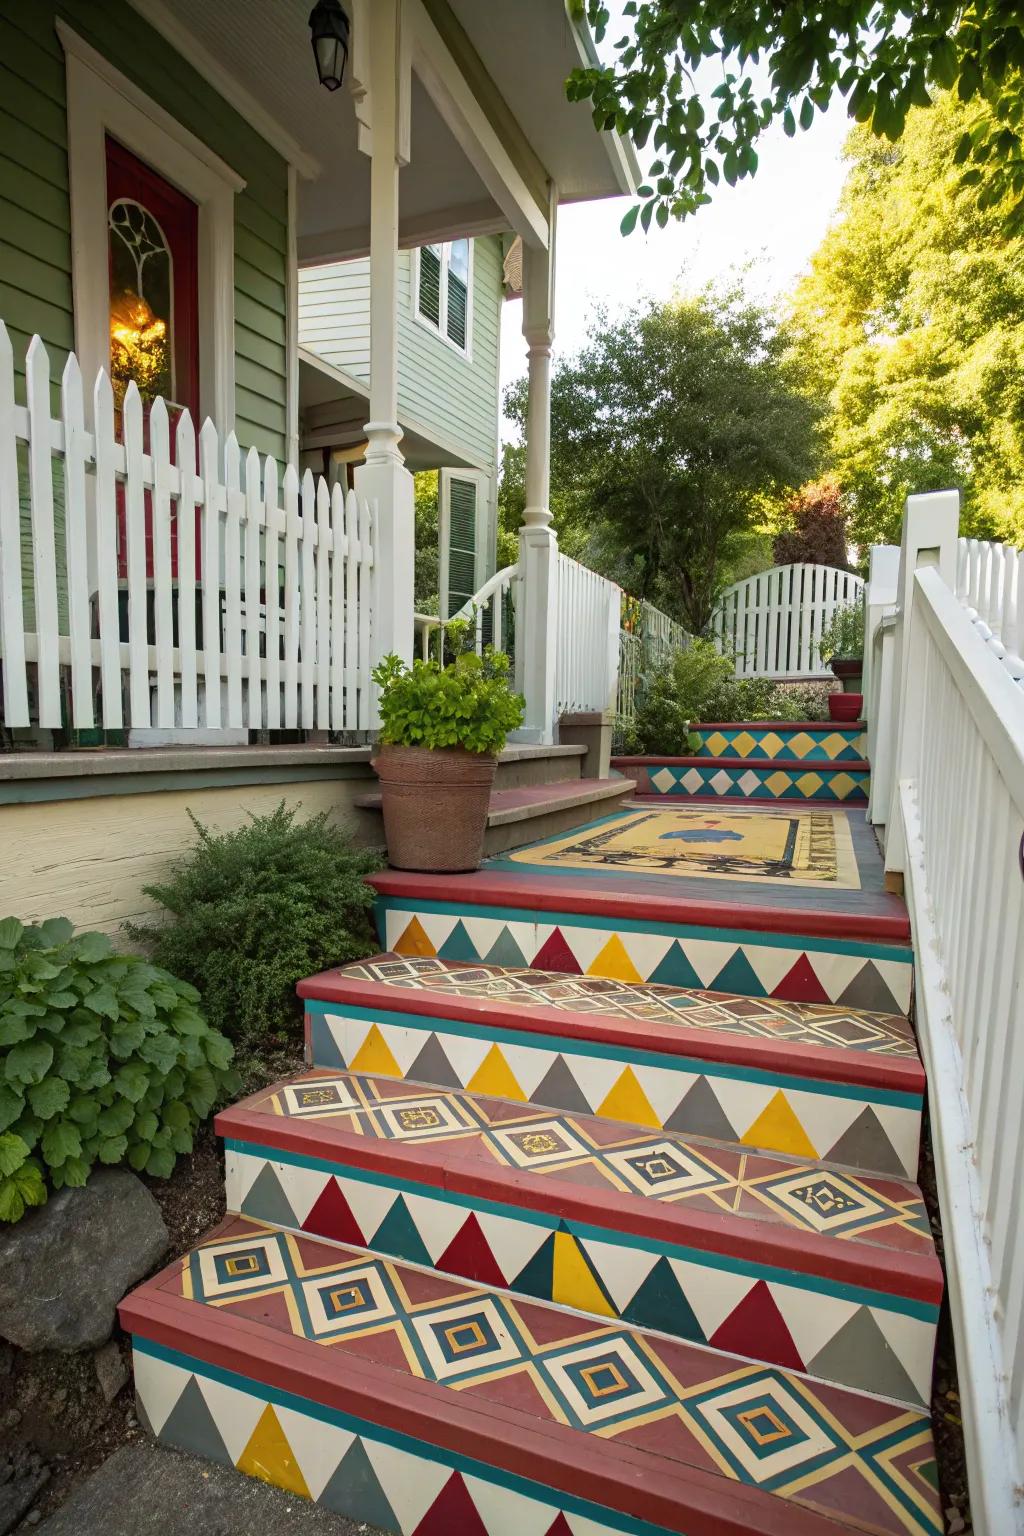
[309,0,350,92]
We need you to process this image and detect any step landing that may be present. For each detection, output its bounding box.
[221,1066,940,1406]
[121,1215,943,1536]
[300,956,924,1177]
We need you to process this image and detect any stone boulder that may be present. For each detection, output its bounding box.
[0,1168,169,1351]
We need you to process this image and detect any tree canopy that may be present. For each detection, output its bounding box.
[504,284,819,631]
[789,91,1024,545]
[568,2,1024,237]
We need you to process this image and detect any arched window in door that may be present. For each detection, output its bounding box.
[108,197,174,409]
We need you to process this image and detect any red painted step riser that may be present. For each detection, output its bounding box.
[120,1289,852,1536]
[216,1103,942,1305]
[297,971,924,1096]
[367,870,911,944]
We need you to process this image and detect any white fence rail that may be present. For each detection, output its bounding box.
[867,493,1024,1535]
[0,328,375,736]
[554,552,620,715]
[710,562,864,677]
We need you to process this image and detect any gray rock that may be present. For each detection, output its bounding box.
[0,1451,48,1536]
[0,1169,168,1352]
[93,1341,129,1404]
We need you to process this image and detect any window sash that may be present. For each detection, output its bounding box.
[416,240,470,356]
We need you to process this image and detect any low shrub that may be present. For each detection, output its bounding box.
[0,916,237,1222]
[127,803,382,1048]
[373,648,525,756]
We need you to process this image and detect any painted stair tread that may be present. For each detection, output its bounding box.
[121,1214,943,1536]
[299,954,923,1091]
[222,1070,941,1404]
[355,778,634,824]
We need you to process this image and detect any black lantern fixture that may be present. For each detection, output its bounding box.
[309,0,350,92]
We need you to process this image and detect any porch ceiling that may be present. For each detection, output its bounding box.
[131,0,635,261]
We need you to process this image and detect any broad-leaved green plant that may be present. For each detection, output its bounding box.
[373,650,525,757]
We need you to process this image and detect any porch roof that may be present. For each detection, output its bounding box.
[129,0,639,263]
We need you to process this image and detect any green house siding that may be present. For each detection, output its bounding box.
[0,0,289,461]
[298,235,503,472]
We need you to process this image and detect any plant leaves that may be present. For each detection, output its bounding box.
[27,1076,70,1120]
[0,1132,30,1177]
[6,1039,54,1086]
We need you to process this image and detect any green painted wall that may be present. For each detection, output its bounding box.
[298,235,503,472]
[0,0,289,461]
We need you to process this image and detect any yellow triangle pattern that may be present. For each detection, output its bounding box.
[467,1043,527,1101]
[552,1231,616,1317]
[588,934,643,984]
[597,1066,659,1128]
[236,1405,311,1498]
[393,915,436,957]
[349,1023,403,1078]
[741,1090,818,1159]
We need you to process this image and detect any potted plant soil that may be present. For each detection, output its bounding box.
[819,600,865,721]
[371,648,525,872]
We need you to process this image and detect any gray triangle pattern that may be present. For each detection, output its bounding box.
[809,1309,924,1406]
[407,1032,465,1090]
[159,1377,233,1466]
[532,1055,594,1115]
[825,1106,907,1177]
[663,1076,738,1141]
[319,1436,400,1530]
[837,962,904,1016]
[309,1018,346,1070]
[241,1163,299,1228]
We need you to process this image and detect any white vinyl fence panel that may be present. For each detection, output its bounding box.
[554,553,620,714]
[0,327,375,735]
[711,562,864,677]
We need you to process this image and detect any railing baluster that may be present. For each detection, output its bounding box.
[176,410,199,728]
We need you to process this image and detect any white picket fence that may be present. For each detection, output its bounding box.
[553,552,620,715]
[0,328,375,735]
[866,493,1024,1536]
[710,562,864,677]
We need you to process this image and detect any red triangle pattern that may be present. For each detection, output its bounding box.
[543,1516,576,1536]
[436,1212,508,1288]
[301,1177,366,1247]
[709,1279,805,1371]
[771,953,830,1004]
[532,928,582,975]
[413,1472,489,1535]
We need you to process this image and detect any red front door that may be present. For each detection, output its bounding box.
[106,137,200,579]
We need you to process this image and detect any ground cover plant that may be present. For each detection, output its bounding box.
[0,916,237,1222]
[128,803,382,1051]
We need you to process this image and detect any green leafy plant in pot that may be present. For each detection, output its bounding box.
[819,599,866,720]
[372,648,525,872]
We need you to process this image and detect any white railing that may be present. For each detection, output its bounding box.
[866,492,1024,1535]
[554,552,620,714]
[956,536,1024,682]
[414,564,518,661]
[711,562,864,677]
[638,598,689,670]
[0,328,375,736]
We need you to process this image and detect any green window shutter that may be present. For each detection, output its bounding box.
[418,245,441,327]
[446,476,478,617]
[446,240,470,350]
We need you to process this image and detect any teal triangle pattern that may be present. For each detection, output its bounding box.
[319,1437,399,1528]
[709,947,765,997]
[510,1231,556,1302]
[370,1195,434,1267]
[648,942,703,989]
[623,1256,705,1343]
[483,925,529,967]
[438,920,478,961]
[159,1377,233,1466]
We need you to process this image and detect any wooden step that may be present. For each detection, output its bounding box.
[355,777,634,854]
[220,1066,940,1406]
[121,1214,942,1536]
[299,956,924,1178]
[613,756,870,805]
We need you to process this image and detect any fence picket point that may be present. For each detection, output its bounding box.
[175,410,198,727]
[149,397,175,729]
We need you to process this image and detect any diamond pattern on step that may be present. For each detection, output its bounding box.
[691,724,867,761]
[133,1218,943,1536]
[639,761,870,802]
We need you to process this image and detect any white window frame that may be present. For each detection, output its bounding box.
[413,240,474,360]
[58,20,243,431]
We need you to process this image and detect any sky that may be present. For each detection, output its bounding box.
[499,25,855,434]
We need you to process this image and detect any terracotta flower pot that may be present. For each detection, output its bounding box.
[373,744,497,872]
[828,692,863,722]
[830,656,863,693]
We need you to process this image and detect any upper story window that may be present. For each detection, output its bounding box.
[416,239,472,355]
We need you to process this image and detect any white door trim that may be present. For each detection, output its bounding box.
[57,19,241,430]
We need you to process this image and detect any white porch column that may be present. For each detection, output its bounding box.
[516,190,559,742]
[354,0,415,668]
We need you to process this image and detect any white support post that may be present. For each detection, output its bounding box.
[863,543,900,830]
[516,188,559,743]
[884,489,961,875]
[353,0,415,673]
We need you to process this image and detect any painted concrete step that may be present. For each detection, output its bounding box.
[220,1067,941,1407]
[299,955,925,1178]
[690,722,867,763]
[121,1214,943,1536]
[355,778,634,854]
[613,756,869,805]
